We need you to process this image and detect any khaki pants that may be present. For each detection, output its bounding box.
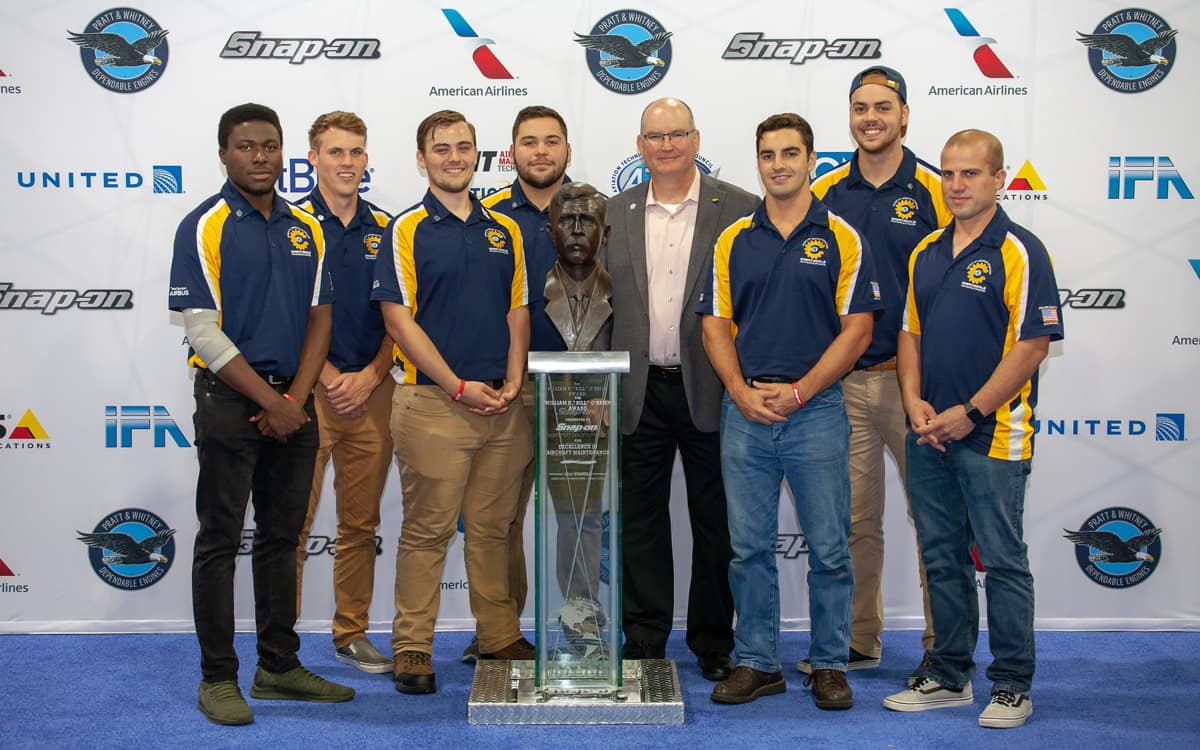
[845,368,935,656]
[503,379,537,617]
[296,378,395,647]
[390,385,532,654]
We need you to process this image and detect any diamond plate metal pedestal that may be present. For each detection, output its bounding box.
[468,658,684,724]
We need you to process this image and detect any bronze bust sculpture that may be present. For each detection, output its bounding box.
[544,182,613,352]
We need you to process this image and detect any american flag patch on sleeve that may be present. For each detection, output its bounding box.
[871,281,881,300]
[1040,306,1060,325]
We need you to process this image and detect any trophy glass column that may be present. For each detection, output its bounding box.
[469,351,683,724]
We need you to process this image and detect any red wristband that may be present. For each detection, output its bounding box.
[282,393,298,404]
[451,379,466,402]
[791,381,805,408]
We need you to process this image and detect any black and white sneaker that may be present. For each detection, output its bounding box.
[978,688,1032,728]
[796,647,880,674]
[883,675,974,712]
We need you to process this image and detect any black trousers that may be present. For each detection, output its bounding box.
[621,372,734,657]
[191,370,318,683]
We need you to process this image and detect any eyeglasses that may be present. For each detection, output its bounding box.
[640,129,694,145]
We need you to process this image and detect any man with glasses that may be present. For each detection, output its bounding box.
[604,97,758,681]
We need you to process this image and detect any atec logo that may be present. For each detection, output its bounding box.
[441,8,512,79]
[105,405,189,448]
[611,153,715,194]
[943,8,1014,78]
[1108,157,1193,199]
[815,152,854,179]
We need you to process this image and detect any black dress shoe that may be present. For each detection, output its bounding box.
[711,666,786,704]
[621,641,666,660]
[697,653,735,681]
[804,668,853,710]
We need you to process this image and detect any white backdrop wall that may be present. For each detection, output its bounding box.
[1,0,1196,634]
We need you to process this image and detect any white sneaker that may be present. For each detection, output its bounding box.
[978,689,1033,728]
[883,675,974,712]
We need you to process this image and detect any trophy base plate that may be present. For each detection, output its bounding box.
[467,658,684,724]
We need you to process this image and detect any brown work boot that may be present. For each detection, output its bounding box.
[481,636,535,660]
[393,650,436,695]
[710,666,786,704]
[805,668,853,710]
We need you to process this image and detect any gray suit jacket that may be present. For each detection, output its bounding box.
[604,173,760,434]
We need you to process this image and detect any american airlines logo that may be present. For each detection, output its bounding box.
[944,7,1015,78]
[441,8,513,79]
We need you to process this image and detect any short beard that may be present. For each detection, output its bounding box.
[517,164,565,191]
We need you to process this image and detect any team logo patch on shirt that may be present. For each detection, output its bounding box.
[800,238,828,266]
[962,260,991,291]
[288,227,312,256]
[364,233,382,258]
[891,197,918,226]
[1040,305,1060,325]
[485,228,509,254]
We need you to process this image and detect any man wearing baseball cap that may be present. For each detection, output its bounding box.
[805,66,952,685]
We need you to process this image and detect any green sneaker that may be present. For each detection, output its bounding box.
[249,666,355,702]
[198,680,254,725]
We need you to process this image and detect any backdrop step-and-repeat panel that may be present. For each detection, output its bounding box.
[1,1,1196,633]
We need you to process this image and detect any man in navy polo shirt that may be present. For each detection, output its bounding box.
[293,111,395,674]
[806,66,952,681]
[169,102,353,726]
[372,110,534,695]
[460,105,573,664]
[883,130,1062,729]
[700,113,881,710]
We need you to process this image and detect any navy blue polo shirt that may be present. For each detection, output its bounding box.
[903,206,1063,461]
[699,197,882,379]
[169,181,332,377]
[481,177,570,353]
[812,147,952,368]
[371,190,527,384]
[295,189,391,372]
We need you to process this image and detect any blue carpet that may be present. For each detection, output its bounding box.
[1,630,1197,749]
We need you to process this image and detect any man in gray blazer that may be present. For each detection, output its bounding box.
[604,97,759,681]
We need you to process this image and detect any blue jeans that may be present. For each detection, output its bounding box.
[721,384,852,673]
[905,432,1035,693]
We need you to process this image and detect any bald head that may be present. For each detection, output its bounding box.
[640,97,696,133]
[943,129,1004,174]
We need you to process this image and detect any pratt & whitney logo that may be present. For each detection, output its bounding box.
[933,8,1028,96]
[611,153,715,194]
[430,9,527,97]
[77,508,176,590]
[67,8,169,93]
[1077,9,1177,93]
[576,10,673,95]
[1064,507,1162,588]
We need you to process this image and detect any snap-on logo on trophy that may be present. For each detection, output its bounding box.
[575,9,673,95]
[1064,507,1162,588]
[1077,9,1177,93]
[77,508,176,590]
[66,8,169,93]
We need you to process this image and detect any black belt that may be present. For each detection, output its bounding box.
[746,375,793,385]
[648,365,682,378]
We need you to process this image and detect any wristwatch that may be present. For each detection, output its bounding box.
[964,400,986,425]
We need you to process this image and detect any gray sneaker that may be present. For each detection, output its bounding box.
[249,666,355,702]
[198,680,253,725]
[979,689,1033,728]
[336,637,393,674]
[883,675,974,712]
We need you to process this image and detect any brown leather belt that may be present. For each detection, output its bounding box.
[859,358,897,372]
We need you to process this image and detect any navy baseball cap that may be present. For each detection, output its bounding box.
[849,66,907,103]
